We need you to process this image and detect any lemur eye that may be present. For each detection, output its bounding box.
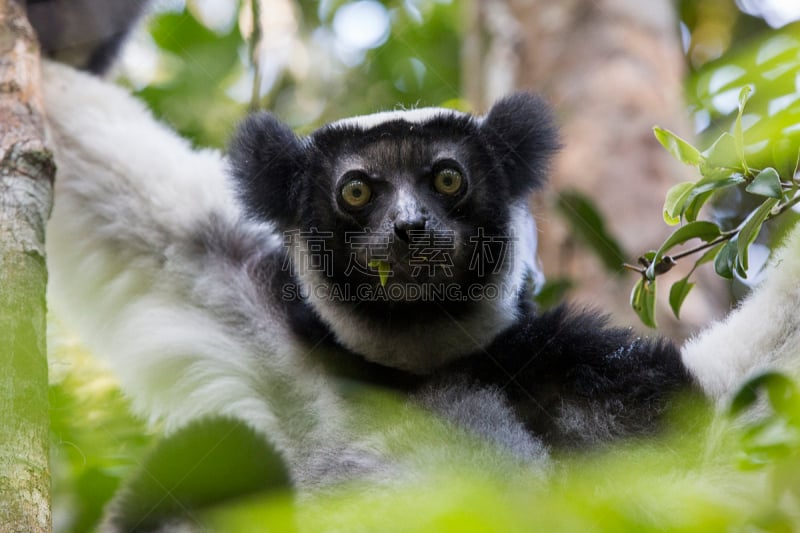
[341,178,372,207]
[433,168,463,195]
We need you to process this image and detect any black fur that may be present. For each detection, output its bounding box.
[273,283,698,447]
[481,93,561,196]
[449,303,698,448]
[228,112,307,227]
[27,0,148,74]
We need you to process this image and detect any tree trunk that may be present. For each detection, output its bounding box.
[0,1,54,531]
[473,0,727,337]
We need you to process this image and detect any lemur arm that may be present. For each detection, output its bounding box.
[681,224,800,407]
[42,61,379,487]
[443,304,697,448]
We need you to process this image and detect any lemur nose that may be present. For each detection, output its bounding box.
[394,216,427,243]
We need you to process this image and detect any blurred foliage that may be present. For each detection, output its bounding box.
[122,0,464,146]
[556,190,629,274]
[49,326,153,532]
[51,352,800,531]
[135,10,245,146]
[109,418,292,531]
[678,0,773,69]
[532,277,573,310]
[48,0,800,531]
[686,23,800,177]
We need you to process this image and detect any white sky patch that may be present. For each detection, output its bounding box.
[755,34,800,64]
[694,108,711,134]
[680,22,691,54]
[118,32,162,90]
[737,0,800,28]
[708,65,747,93]
[150,0,186,13]
[333,1,390,50]
[189,0,239,34]
[743,139,769,154]
[711,87,742,114]
[768,93,800,115]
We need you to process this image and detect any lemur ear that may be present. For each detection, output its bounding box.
[481,93,560,196]
[228,112,306,227]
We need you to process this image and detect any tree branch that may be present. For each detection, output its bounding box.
[0,1,54,530]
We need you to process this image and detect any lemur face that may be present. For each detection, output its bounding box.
[229,93,558,307]
[304,114,507,290]
[229,94,558,368]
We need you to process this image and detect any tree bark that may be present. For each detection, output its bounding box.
[0,1,54,531]
[475,0,727,337]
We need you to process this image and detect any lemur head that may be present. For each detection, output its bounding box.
[229,93,559,372]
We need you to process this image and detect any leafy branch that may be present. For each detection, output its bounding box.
[630,86,800,327]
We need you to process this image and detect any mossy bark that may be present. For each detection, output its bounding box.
[0,1,54,531]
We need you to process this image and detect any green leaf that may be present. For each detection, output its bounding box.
[734,86,753,173]
[630,278,657,328]
[556,191,627,273]
[737,197,780,273]
[746,167,783,199]
[663,182,695,225]
[116,418,290,527]
[368,260,392,287]
[738,85,753,110]
[653,127,704,166]
[645,221,721,280]
[668,241,726,319]
[696,173,747,191]
[532,278,573,310]
[684,190,713,222]
[772,139,800,179]
[702,133,741,170]
[740,417,800,462]
[668,277,695,320]
[714,236,739,279]
[696,241,727,267]
[683,174,746,222]
[640,251,657,264]
[662,221,722,250]
[138,11,245,147]
[731,372,797,416]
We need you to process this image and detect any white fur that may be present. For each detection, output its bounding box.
[329,107,466,130]
[42,61,386,487]
[517,207,546,293]
[413,378,550,463]
[681,224,800,406]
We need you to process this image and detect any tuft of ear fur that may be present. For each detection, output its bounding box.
[228,112,306,227]
[481,93,560,196]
